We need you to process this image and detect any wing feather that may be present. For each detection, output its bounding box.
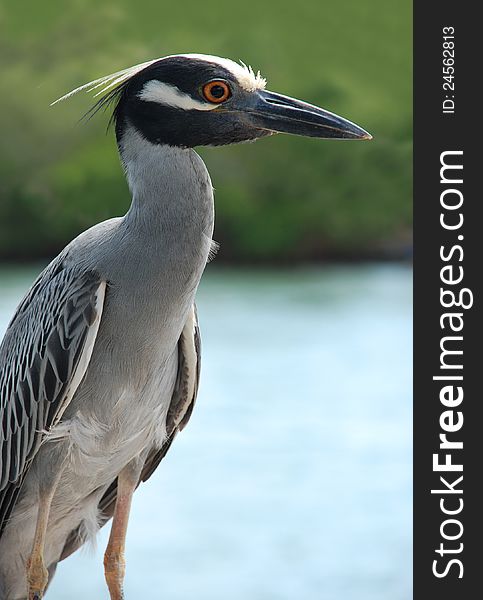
[0,261,106,535]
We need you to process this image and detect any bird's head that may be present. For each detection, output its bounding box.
[54,54,371,147]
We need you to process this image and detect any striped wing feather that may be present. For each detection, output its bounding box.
[0,262,105,536]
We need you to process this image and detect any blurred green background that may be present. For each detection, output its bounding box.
[0,0,411,263]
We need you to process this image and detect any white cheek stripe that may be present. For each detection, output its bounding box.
[138,80,218,111]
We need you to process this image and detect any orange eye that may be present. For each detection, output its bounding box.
[202,80,231,103]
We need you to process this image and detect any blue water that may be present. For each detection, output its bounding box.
[0,264,412,600]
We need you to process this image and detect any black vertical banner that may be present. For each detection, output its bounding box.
[414,3,480,599]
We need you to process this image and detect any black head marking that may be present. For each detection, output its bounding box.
[56,54,371,149]
[87,56,270,148]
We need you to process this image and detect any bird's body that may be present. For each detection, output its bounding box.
[0,135,212,598]
[0,54,370,600]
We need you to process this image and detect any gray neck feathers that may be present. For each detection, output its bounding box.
[111,122,215,304]
[119,123,214,244]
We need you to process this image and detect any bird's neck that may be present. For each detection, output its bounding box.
[119,123,214,242]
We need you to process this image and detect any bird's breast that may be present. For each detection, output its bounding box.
[53,341,179,490]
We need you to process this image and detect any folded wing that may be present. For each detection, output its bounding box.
[0,261,106,536]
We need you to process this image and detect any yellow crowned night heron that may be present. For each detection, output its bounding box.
[0,54,371,600]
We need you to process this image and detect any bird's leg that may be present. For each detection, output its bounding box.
[27,490,54,600]
[27,443,67,600]
[104,457,144,600]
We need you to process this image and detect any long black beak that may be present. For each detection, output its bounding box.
[246,90,372,140]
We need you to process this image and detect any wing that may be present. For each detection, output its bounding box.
[141,303,201,480]
[59,304,201,561]
[0,260,106,536]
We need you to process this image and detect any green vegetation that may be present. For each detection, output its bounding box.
[0,0,411,262]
